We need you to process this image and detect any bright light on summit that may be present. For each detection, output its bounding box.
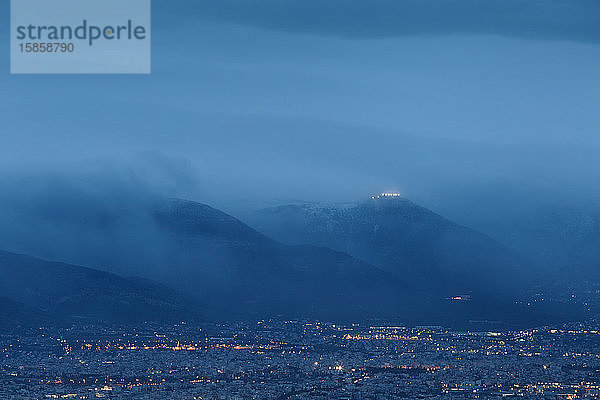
[371,193,402,199]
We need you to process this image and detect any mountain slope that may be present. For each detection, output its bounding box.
[0,196,548,324]
[128,198,557,325]
[503,207,600,279]
[0,297,57,331]
[0,250,199,322]
[152,199,406,319]
[246,196,530,298]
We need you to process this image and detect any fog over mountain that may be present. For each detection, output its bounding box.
[1,1,598,218]
[0,0,598,327]
[0,175,406,320]
[496,206,600,281]
[0,173,584,325]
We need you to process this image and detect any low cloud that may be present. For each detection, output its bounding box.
[169,0,600,44]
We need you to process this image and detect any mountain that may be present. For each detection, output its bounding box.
[498,207,600,281]
[150,199,549,326]
[151,199,406,320]
[0,250,199,323]
[0,196,559,325]
[0,297,56,331]
[152,199,563,326]
[0,195,408,320]
[246,196,531,298]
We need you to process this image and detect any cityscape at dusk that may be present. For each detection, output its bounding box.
[2,0,599,398]
[4,320,600,399]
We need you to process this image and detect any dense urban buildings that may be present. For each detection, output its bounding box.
[3,320,600,399]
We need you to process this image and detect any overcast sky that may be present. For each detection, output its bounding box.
[1,1,599,222]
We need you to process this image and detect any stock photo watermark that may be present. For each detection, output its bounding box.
[11,0,151,73]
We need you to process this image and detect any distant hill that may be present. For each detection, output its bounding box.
[0,251,199,323]
[246,196,531,298]
[152,199,406,320]
[502,207,600,280]
[0,297,56,331]
[0,196,567,326]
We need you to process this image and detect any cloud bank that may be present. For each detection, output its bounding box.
[166,0,600,44]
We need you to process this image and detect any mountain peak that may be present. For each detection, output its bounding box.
[248,197,528,297]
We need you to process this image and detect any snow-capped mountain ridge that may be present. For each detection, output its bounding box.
[247,196,529,298]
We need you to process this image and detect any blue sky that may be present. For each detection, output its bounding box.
[1,1,599,220]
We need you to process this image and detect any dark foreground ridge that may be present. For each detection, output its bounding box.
[0,250,200,328]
